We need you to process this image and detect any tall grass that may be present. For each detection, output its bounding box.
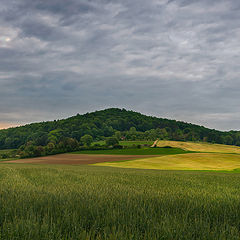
[0,164,240,239]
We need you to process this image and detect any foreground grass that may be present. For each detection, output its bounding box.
[95,153,240,171]
[157,140,240,153]
[73,147,189,155]
[1,164,240,239]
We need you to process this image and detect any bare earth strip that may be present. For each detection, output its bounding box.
[5,154,155,165]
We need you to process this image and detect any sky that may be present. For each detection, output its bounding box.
[0,0,240,131]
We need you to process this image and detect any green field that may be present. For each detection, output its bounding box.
[1,164,240,239]
[73,147,189,155]
[94,141,154,146]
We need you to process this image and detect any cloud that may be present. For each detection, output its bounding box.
[0,0,240,130]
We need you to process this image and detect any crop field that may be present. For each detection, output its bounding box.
[95,141,240,171]
[95,153,240,171]
[7,153,154,165]
[157,140,240,153]
[0,164,240,239]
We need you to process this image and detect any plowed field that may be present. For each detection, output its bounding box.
[6,154,154,165]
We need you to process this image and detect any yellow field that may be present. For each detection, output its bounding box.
[94,153,240,171]
[156,140,240,153]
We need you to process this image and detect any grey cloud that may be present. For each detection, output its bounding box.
[0,0,240,130]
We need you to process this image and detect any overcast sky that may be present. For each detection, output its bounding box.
[0,0,240,131]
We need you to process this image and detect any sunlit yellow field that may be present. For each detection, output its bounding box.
[94,153,240,171]
[156,140,240,154]
[94,140,240,171]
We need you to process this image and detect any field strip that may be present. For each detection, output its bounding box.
[94,152,240,171]
[4,153,158,165]
[156,140,240,153]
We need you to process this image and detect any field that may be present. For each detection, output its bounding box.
[95,153,240,171]
[94,141,240,171]
[7,153,155,165]
[73,147,188,155]
[156,140,240,153]
[1,164,240,239]
[94,140,154,146]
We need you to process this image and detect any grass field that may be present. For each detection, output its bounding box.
[95,153,240,171]
[1,164,240,239]
[73,147,189,155]
[94,141,154,146]
[157,140,240,153]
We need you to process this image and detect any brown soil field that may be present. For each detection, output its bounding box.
[6,154,155,165]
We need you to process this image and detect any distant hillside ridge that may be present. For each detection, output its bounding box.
[0,108,239,149]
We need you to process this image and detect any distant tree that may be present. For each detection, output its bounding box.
[114,131,122,140]
[105,137,119,146]
[224,135,233,145]
[81,134,93,147]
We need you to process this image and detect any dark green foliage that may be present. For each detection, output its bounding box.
[80,134,93,147]
[0,108,240,152]
[1,165,240,239]
[105,137,119,146]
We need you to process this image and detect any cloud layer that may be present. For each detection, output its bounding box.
[0,0,240,130]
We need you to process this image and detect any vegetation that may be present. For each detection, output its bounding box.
[105,137,119,147]
[95,153,240,171]
[0,149,17,160]
[156,140,240,153]
[73,147,189,155]
[0,164,240,239]
[1,108,240,158]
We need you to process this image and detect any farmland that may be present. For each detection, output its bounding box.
[95,152,240,171]
[2,140,240,239]
[1,164,240,239]
[95,141,240,171]
[156,140,240,153]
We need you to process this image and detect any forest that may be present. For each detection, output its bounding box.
[0,108,239,158]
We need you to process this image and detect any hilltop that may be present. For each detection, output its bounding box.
[0,108,239,151]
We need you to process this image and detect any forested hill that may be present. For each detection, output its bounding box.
[0,108,239,150]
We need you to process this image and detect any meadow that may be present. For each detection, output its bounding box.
[1,164,240,239]
[73,147,189,155]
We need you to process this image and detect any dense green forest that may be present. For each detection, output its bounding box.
[0,108,240,157]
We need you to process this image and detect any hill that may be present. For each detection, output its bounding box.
[0,108,239,152]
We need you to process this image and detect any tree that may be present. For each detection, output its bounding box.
[105,137,119,146]
[81,134,93,147]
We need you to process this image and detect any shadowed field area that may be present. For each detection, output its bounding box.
[94,153,240,171]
